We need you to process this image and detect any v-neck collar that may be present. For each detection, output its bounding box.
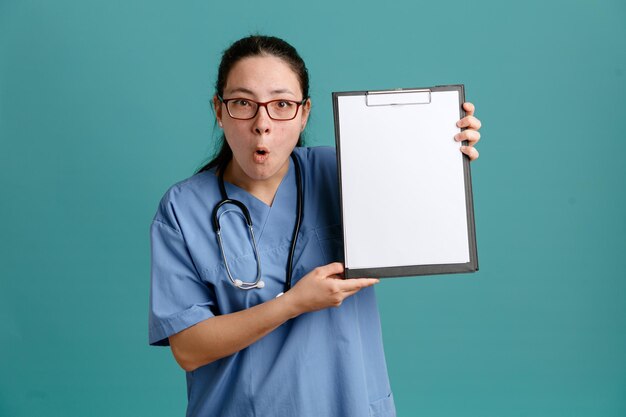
[220,158,296,245]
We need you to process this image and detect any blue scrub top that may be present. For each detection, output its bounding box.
[149,147,396,417]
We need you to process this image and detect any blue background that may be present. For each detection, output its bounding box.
[1,0,625,416]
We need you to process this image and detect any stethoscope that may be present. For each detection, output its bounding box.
[212,153,303,296]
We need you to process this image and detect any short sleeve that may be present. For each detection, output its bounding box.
[149,199,217,346]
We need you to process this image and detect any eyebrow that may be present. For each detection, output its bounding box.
[225,87,255,96]
[270,88,295,95]
[224,87,296,97]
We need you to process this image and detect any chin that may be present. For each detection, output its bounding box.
[243,165,279,181]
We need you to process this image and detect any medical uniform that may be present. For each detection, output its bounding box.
[149,147,396,417]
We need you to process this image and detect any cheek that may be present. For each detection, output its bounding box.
[277,129,301,149]
[278,122,303,143]
[222,125,248,147]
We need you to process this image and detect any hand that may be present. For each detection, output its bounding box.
[455,102,481,161]
[284,262,379,315]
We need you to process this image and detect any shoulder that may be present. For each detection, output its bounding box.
[293,146,340,207]
[294,145,336,162]
[293,146,337,175]
[153,170,219,231]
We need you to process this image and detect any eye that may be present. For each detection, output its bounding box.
[232,99,251,107]
[276,100,293,108]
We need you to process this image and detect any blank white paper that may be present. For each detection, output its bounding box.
[337,90,470,270]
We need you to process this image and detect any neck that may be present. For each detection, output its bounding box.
[223,158,290,206]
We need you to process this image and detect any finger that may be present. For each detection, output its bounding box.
[319,262,345,277]
[327,274,344,280]
[456,115,482,130]
[338,278,380,292]
[341,288,361,299]
[460,146,480,161]
[462,102,475,116]
[454,130,481,145]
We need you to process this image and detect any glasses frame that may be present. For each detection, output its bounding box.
[218,96,308,121]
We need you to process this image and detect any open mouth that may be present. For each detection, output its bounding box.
[253,147,270,163]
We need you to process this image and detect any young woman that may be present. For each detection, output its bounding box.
[149,35,481,417]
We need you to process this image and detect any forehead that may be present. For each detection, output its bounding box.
[224,55,302,98]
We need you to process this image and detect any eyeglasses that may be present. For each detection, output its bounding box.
[218,96,308,121]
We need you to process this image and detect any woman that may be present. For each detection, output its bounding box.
[149,35,481,417]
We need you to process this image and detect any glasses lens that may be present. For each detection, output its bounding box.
[227,99,258,119]
[267,100,298,120]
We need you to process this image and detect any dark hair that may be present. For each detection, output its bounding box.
[198,35,310,174]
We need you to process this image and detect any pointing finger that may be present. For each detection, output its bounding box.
[338,278,380,292]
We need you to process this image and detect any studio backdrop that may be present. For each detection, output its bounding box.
[1,0,625,416]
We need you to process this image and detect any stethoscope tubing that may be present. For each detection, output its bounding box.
[213,153,303,293]
[214,207,263,290]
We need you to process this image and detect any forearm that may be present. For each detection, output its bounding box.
[169,292,303,371]
[169,263,378,372]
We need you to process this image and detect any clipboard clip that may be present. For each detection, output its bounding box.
[365,89,431,107]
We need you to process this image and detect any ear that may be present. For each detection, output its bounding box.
[213,95,223,127]
[300,99,311,132]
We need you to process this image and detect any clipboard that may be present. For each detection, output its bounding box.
[332,85,478,278]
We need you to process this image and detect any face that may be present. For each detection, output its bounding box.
[214,55,310,184]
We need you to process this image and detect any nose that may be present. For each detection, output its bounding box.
[252,104,271,135]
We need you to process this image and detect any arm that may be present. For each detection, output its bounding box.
[169,288,298,371]
[169,262,379,372]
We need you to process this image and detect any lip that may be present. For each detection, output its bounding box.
[253,146,270,164]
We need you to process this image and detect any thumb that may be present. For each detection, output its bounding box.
[319,262,345,277]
